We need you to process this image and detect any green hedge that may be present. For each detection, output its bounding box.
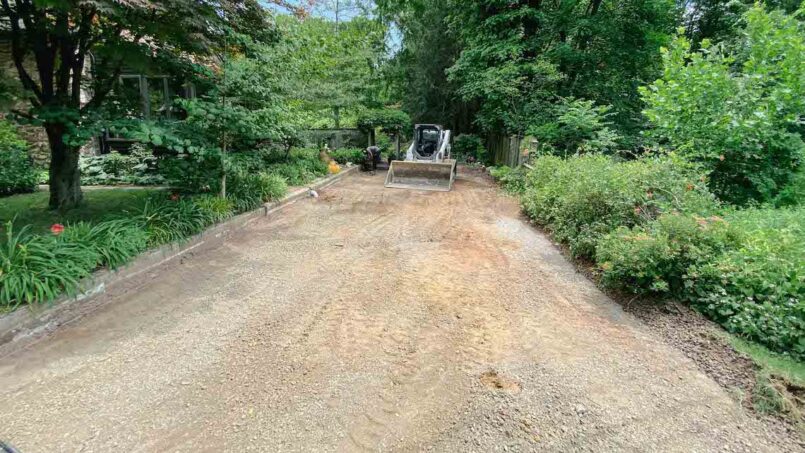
[518,155,805,360]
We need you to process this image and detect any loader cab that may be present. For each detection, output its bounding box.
[415,124,443,158]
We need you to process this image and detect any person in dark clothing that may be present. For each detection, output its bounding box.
[365,145,381,171]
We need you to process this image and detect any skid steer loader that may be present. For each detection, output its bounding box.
[385,124,457,191]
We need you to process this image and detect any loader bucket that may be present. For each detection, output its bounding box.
[385,160,457,191]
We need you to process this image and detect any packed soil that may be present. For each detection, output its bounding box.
[0,169,800,452]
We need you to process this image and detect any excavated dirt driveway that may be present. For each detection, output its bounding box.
[0,170,792,452]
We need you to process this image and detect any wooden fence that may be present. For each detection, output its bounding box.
[488,133,534,167]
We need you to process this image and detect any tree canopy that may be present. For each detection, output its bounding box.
[3,0,805,208]
[0,0,277,208]
[379,0,678,142]
[642,5,805,203]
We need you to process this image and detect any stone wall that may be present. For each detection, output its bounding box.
[301,128,369,150]
[1,43,51,167]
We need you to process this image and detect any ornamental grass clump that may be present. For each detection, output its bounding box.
[133,196,209,247]
[1,222,99,308]
[60,219,148,269]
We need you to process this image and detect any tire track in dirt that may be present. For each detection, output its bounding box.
[0,169,798,452]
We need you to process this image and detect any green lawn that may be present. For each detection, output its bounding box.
[727,334,805,385]
[724,333,805,427]
[0,188,159,233]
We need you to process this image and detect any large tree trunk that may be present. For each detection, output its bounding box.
[46,124,83,211]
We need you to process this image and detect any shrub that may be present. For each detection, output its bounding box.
[521,155,713,259]
[80,147,164,186]
[453,134,487,163]
[489,166,527,194]
[225,171,288,212]
[295,149,329,175]
[596,204,804,359]
[530,98,621,155]
[226,172,263,212]
[0,147,38,196]
[330,148,365,165]
[228,148,289,173]
[269,163,313,186]
[774,169,805,208]
[597,213,737,294]
[159,149,222,193]
[687,208,805,359]
[519,155,804,359]
[269,161,320,186]
[255,173,288,202]
[0,120,37,196]
[0,119,26,149]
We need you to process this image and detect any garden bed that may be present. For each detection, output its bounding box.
[0,166,357,354]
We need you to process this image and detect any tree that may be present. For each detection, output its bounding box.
[178,50,299,195]
[531,98,621,156]
[357,107,410,146]
[314,0,375,25]
[641,5,805,203]
[109,22,298,194]
[380,0,677,142]
[681,0,799,46]
[0,0,273,210]
[376,0,476,133]
[275,14,387,129]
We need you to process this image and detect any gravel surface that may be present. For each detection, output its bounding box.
[621,299,804,448]
[0,169,799,452]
